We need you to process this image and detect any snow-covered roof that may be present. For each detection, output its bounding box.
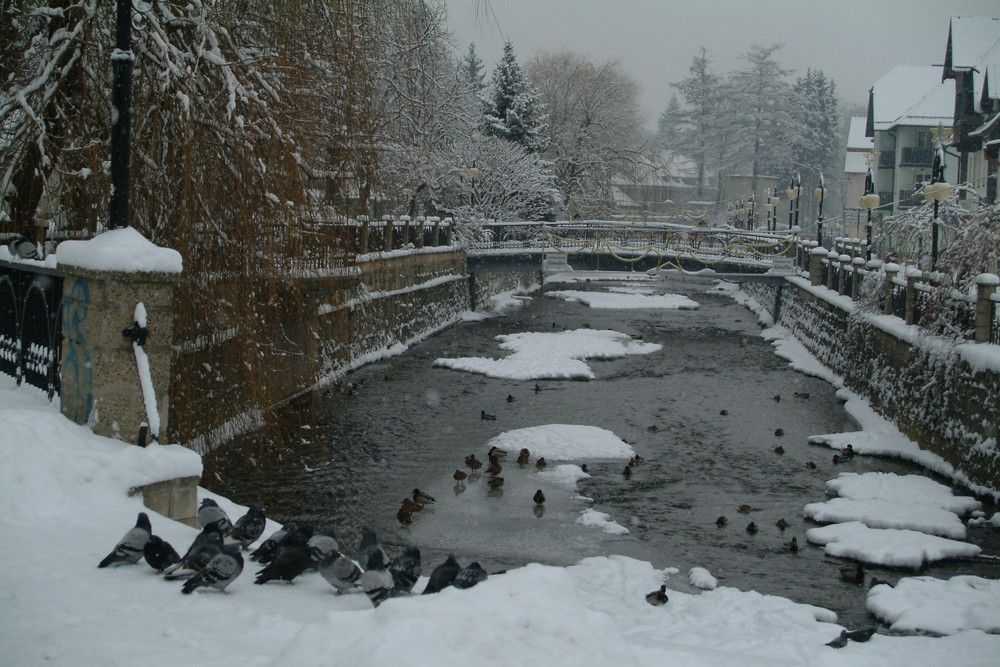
[988,63,1000,101]
[869,66,955,131]
[944,16,1000,73]
[847,117,873,151]
[844,151,869,175]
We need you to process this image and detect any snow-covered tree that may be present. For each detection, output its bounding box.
[791,69,841,220]
[527,51,646,206]
[461,43,487,92]
[657,94,685,151]
[481,42,548,154]
[728,44,797,194]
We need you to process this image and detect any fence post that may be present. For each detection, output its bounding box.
[974,273,999,343]
[400,215,410,246]
[851,257,866,299]
[826,251,839,289]
[809,247,826,285]
[904,266,921,325]
[415,216,425,248]
[838,254,851,294]
[444,217,453,245]
[360,218,369,255]
[432,217,441,246]
[384,217,394,252]
[883,263,899,315]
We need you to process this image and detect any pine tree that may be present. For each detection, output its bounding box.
[462,42,487,92]
[667,48,726,199]
[481,42,548,153]
[791,69,841,220]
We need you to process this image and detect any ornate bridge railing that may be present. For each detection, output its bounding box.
[470,221,795,271]
[0,259,64,398]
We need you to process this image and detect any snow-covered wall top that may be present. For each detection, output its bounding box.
[56,227,183,274]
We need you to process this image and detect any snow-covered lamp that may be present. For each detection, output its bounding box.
[468,167,481,179]
[814,187,827,201]
[922,181,953,202]
[859,193,880,209]
[786,186,802,200]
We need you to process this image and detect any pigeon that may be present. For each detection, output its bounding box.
[357,526,389,572]
[98,512,152,568]
[319,550,363,594]
[249,523,295,563]
[422,554,461,594]
[197,498,233,536]
[226,504,266,550]
[307,527,340,567]
[533,489,546,505]
[163,527,224,580]
[645,584,669,606]
[143,534,180,573]
[825,627,876,649]
[388,546,422,594]
[182,545,244,594]
[360,550,397,607]
[412,489,436,505]
[452,562,488,590]
[254,541,311,584]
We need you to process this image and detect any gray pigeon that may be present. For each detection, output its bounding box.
[197,498,233,536]
[254,533,311,585]
[422,554,461,594]
[182,545,244,594]
[307,527,340,567]
[452,561,488,590]
[226,504,266,550]
[98,512,152,568]
[249,523,295,563]
[163,527,224,580]
[143,534,180,572]
[357,526,389,572]
[388,546,421,594]
[319,550,363,595]
[360,550,397,608]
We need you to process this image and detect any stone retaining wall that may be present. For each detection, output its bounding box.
[743,279,999,493]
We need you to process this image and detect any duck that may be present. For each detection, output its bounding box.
[534,384,542,393]
[623,464,632,479]
[746,521,758,535]
[535,457,547,471]
[775,518,790,531]
[719,409,729,416]
[629,454,645,466]
[784,536,799,553]
[774,428,785,437]
[647,425,659,433]
[773,445,785,455]
[715,516,728,528]
[533,489,546,505]
[453,469,467,482]
[488,446,508,460]
[805,461,817,469]
[487,476,505,489]
[412,489,436,505]
[840,563,866,584]
[400,498,424,513]
[506,394,516,403]
[486,458,503,477]
[480,410,496,421]
[868,577,892,589]
[737,504,753,514]
[396,507,413,525]
[832,454,842,465]
[517,448,530,465]
[580,464,589,474]
[465,454,483,471]
[772,394,781,402]
[842,444,856,459]
[645,584,669,606]
[794,392,810,399]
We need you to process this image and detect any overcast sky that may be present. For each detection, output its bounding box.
[440,0,998,130]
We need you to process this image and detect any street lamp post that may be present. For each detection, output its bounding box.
[814,173,827,248]
[786,175,802,233]
[859,166,880,261]
[109,0,134,229]
[924,144,952,271]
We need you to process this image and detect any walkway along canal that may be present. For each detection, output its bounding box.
[205,272,999,631]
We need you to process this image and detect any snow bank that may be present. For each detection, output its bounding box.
[56,227,183,274]
[826,473,981,516]
[433,328,660,381]
[805,522,981,569]
[803,498,968,539]
[547,289,700,310]
[486,424,634,460]
[868,576,1000,636]
[689,566,718,590]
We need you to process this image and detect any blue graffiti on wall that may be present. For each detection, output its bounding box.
[62,277,93,424]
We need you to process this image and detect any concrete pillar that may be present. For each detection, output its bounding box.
[384,218,394,252]
[826,251,839,289]
[838,254,851,294]
[415,216,426,248]
[360,218,370,255]
[851,257,866,299]
[432,217,441,246]
[400,215,411,246]
[809,247,826,286]
[904,266,922,325]
[974,273,999,343]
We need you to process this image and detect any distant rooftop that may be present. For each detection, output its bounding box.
[944,16,1000,113]
[869,66,955,131]
[847,117,873,151]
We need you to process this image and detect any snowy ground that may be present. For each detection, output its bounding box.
[2,272,999,665]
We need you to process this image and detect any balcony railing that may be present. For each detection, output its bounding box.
[878,150,894,169]
[900,147,933,167]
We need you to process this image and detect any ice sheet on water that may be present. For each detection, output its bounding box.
[806,521,981,568]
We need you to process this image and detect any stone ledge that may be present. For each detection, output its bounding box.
[128,475,200,528]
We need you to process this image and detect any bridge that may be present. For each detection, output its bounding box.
[466,220,798,283]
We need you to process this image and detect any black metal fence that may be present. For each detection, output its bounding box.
[0,260,64,398]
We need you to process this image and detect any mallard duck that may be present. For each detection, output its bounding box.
[647,424,659,433]
[737,504,753,514]
[773,445,785,455]
[533,489,546,505]
[784,536,799,553]
[480,410,496,421]
[775,518,790,530]
[465,454,483,471]
[840,563,866,584]
[400,498,424,513]
[623,464,632,479]
[805,461,817,469]
[629,454,645,466]
[534,384,542,393]
[506,394,516,403]
[396,507,413,525]
[832,454,842,465]
[719,409,729,416]
[842,444,856,459]
[868,577,892,589]
[517,448,530,465]
[772,394,781,402]
[535,457,547,470]
[580,464,589,473]
[412,489,436,505]
[793,392,810,399]
[645,584,669,606]
[487,476,505,489]
[774,428,785,437]
[488,446,508,460]
[453,469,467,482]
[716,516,728,528]
[746,521,758,535]
[486,458,503,477]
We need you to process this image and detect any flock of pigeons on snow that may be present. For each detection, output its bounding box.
[98,498,487,606]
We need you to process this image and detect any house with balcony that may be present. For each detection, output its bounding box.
[843,116,874,237]
[942,16,1000,203]
[865,65,958,215]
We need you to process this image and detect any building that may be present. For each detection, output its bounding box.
[942,16,1000,203]
[843,116,874,238]
[865,65,958,215]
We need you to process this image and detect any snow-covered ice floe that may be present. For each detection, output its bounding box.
[547,289,700,310]
[576,508,630,535]
[805,521,981,569]
[486,424,634,461]
[433,328,661,380]
[537,463,592,486]
[688,566,718,590]
[867,575,1000,636]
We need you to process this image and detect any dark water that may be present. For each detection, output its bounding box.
[205,272,1000,630]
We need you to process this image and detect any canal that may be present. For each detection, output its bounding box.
[205,271,999,630]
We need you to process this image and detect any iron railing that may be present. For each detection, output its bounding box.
[0,259,64,398]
